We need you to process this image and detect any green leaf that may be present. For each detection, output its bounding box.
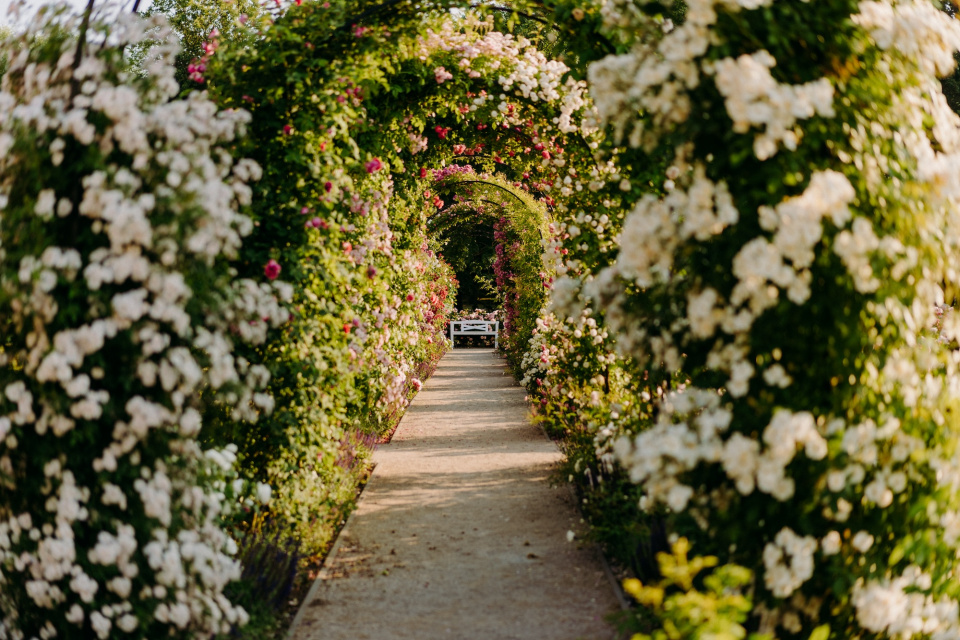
[809,624,830,640]
[889,544,904,567]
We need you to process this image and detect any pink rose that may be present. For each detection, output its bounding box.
[264,259,281,281]
[365,158,383,173]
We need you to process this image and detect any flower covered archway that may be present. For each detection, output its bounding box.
[5,0,960,638]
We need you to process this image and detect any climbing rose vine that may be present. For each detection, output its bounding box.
[533,0,960,635]
[0,7,289,638]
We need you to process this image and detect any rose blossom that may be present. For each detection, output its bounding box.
[264,259,281,280]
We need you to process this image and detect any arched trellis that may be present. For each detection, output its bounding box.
[0,4,627,635]
[427,172,551,337]
[201,0,606,564]
[4,0,954,637]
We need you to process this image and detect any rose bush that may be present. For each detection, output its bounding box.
[0,6,289,637]
[537,0,960,636]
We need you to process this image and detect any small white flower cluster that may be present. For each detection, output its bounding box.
[612,387,730,512]
[588,0,774,149]
[762,528,817,598]
[710,50,835,160]
[608,168,857,373]
[616,165,737,289]
[728,410,826,500]
[418,18,590,134]
[853,566,960,637]
[615,393,830,510]
[732,170,855,309]
[854,0,960,78]
[0,7,285,638]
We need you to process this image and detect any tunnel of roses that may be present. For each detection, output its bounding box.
[4,0,960,638]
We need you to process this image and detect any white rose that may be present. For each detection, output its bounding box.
[827,470,846,492]
[821,531,842,555]
[852,531,874,553]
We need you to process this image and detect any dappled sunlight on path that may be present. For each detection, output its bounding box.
[290,349,620,640]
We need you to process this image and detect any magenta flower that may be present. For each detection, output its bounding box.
[283,124,294,135]
[365,158,383,173]
[264,259,281,281]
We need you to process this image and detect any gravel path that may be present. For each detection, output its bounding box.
[289,349,622,640]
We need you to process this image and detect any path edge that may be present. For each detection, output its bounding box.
[515,349,632,619]
[287,350,453,637]
[285,469,374,640]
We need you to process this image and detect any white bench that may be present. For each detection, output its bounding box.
[449,320,499,349]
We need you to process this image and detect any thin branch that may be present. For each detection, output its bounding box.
[131,0,142,13]
[74,0,96,71]
[439,179,532,206]
[70,0,96,98]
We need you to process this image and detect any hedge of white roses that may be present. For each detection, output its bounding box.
[528,0,960,636]
[0,7,291,638]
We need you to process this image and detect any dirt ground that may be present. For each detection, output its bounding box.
[289,349,623,640]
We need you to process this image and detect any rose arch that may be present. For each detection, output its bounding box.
[4,0,960,638]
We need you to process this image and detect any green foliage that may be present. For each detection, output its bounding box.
[621,538,770,640]
[12,0,959,637]
[0,25,12,78]
[146,0,264,87]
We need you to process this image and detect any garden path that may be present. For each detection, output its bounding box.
[289,349,622,640]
